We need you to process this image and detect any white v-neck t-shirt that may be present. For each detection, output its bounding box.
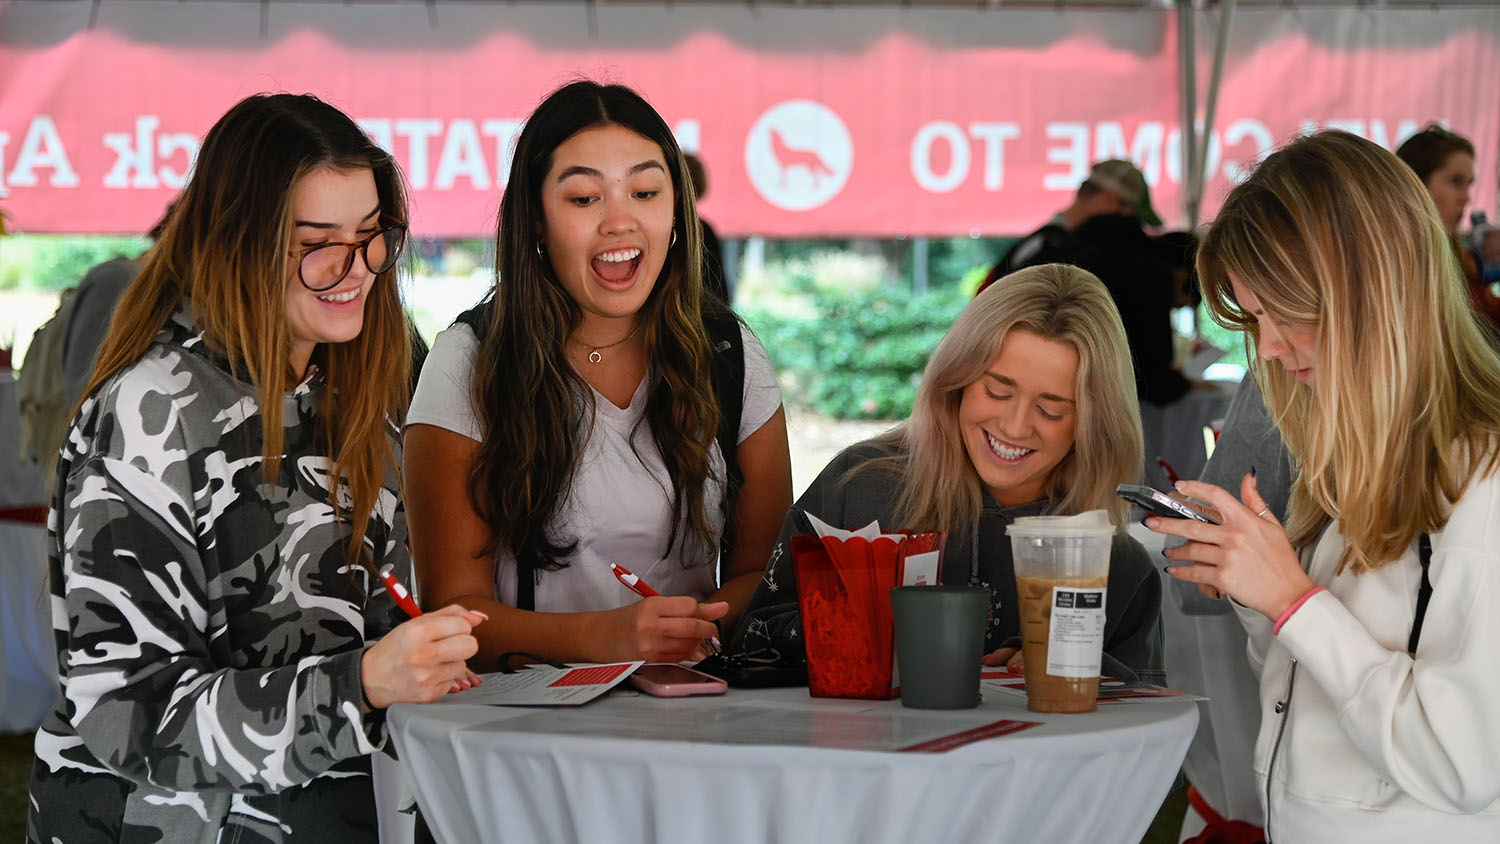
[406,321,782,611]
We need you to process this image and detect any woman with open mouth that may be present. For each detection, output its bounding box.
[403,81,792,671]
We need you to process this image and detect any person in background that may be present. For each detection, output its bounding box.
[978,159,1162,293]
[1394,123,1500,331]
[732,263,1164,685]
[61,207,171,407]
[1070,213,1194,405]
[684,152,730,304]
[1151,130,1500,841]
[27,92,484,843]
[403,81,792,669]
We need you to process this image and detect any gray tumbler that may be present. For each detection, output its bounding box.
[889,584,990,709]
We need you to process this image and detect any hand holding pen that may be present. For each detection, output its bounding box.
[610,563,725,659]
[361,569,486,706]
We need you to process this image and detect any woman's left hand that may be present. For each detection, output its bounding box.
[1147,473,1316,621]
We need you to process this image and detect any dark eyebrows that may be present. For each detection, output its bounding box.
[986,373,1075,405]
[294,205,380,230]
[555,160,667,183]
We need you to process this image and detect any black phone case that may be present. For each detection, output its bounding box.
[1117,484,1219,524]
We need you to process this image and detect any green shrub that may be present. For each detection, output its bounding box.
[743,283,968,420]
[0,235,148,292]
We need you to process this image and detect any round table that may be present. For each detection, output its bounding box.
[389,683,1196,844]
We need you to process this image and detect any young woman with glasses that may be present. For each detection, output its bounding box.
[27,92,485,843]
[402,80,792,667]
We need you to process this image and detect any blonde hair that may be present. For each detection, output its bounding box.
[873,264,1142,533]
[84,94,412,575]
[1199,129,1500,573]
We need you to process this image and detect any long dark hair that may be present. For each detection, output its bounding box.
[469,80,721,575]
[86,92,411,574]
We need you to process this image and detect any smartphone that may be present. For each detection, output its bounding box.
[628,663,729,697]
[1116,483,1219,524]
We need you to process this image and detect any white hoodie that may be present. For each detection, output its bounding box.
[1236,468,1500,843]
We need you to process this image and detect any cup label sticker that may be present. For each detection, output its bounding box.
[1046,587,1106,678]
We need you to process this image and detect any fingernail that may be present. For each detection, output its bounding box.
[1140,517,1152,528]
[1250,465,1258,479]
[1173,480,1187,492]
[1160,548,1171,558]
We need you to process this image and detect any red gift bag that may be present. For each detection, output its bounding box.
[792,529,945,700]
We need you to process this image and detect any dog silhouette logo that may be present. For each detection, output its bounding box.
[769,130,835,188]
[745,101,852,211]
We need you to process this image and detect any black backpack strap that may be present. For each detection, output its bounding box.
[701,307,746,576]
[1407,533,1433,655]
[453,301,537,611]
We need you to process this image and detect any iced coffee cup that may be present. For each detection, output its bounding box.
[1006,511,1114,713]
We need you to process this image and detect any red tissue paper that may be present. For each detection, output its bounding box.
[792,528,945,700]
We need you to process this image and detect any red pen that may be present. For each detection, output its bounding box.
[609,563,719,654]
[610,563,660,597]
[379,568,423,618]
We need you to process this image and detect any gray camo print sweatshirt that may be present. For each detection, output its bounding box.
[28,303,407,843]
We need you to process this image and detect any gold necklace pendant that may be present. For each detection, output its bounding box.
[588,349,603,364]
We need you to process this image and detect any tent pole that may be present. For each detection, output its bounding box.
[1196,0,1238,228]
[1177,0,1199,231]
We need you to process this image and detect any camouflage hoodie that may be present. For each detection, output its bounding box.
[28,304,408,843]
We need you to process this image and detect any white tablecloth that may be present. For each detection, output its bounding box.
[389,683,1197,844]
[0,371,57,734]
[1139,383,1236,489]
[1128,524,1263,836]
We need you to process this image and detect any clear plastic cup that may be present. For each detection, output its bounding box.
[1006,512,1115,713]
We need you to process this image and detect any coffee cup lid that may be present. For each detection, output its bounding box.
[1005,509,1115,538]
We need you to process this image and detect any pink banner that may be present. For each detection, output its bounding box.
[2,4,1497,237]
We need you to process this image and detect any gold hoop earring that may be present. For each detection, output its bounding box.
[669,229,677,248]
[536,242,546,257]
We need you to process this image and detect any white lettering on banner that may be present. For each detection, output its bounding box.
[103,116,159,189]
[909,122,1021,193]
[1164,125,1224,186]
[911,122,969,193]
[1044,122,1090,190]
[433,119,489,190]
[481,120,523,187]
[395,119,444,189]
[9,115,78,188]
[1095,122,1166,184]
[358,119,395,154]
[674,120,701,155]
[1218,119,1276,183]
[156,131,198,190]
[102,116,198,190]
[970,123,1021,190]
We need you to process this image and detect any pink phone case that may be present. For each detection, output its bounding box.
[628,664,728,697]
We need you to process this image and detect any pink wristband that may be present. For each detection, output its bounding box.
[1273,586,1326,635]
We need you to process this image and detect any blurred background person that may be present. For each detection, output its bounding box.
[1395,123,1500,331]
[684,152,730,304]
[979,159,1162,293]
